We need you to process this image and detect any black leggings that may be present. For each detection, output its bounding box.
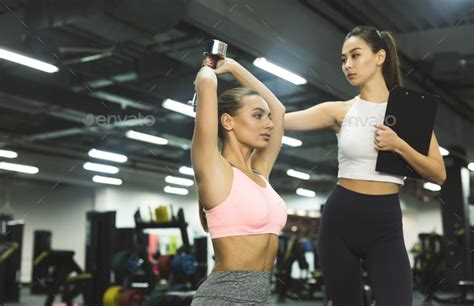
[317,185,412,306]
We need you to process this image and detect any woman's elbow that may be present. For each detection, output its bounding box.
[434,169,447,186]
[438,172,447,186]
[275,104,286,115]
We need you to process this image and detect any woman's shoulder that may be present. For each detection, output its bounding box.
[341,96,357,106]
[331,97,357,114]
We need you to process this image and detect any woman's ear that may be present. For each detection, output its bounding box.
[376,49,386,66]
[220,113,234,132]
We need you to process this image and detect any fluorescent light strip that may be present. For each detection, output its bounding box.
[92,175,122,186]
[91,91,143,109]
[88,149,127,163]
[468,162,474,171]
[0,48,59,73]
[83,162,119,174]
[423,182,441,192]
[287,169,311,180]
[296,210,307,216]
[164,186,189,195]
[0,150,18,159]
[126,130,168,145]
[439,146,449,156]
[282,136,303,147]
[0,161,38,174]
[162,99,196,118]
[296,188,316,197]
[165,175,194,187]
[253,57,307,85]
[179,166,194,176]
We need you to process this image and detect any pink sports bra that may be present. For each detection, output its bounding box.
[204,165,287,239]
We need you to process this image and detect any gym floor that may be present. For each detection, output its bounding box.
[4,287,469,306]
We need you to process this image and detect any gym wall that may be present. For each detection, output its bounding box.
[3,178,94,283]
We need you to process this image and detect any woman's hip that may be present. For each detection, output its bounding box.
[192,270,272,305]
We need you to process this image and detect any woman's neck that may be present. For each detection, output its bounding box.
[222,143,254,170]
[360,75,389,103]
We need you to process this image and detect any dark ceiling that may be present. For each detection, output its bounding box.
[0,0,473,194]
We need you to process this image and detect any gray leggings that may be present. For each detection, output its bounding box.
[191,270,272,305]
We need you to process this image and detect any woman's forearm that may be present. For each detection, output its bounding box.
[229,61,285,113]
[395,139,446,185]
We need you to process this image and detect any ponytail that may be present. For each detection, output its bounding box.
[380,31,402,90]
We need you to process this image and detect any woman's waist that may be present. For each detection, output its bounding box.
[337,178,400,195]
[212,261,275,272]
[212,236,278,272]
[337,161,406,186]
[212,251,277,272]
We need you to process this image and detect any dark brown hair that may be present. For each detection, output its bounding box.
[198,87,260,231]
[345,26,402,90]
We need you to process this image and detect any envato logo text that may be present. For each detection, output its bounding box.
[329,114,397,128]
[82,113,156,127]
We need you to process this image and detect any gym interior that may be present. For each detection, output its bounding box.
[0,1,474,305]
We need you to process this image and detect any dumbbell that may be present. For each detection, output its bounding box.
[171,254,197,276]
[189,39,228,111]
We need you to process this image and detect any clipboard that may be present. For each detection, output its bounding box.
[375,86,440,178]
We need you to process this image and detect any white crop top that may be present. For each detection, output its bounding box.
[336,95,406,185]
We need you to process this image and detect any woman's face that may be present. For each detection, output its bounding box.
[223,95,274,150]
[341,36,385,87]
